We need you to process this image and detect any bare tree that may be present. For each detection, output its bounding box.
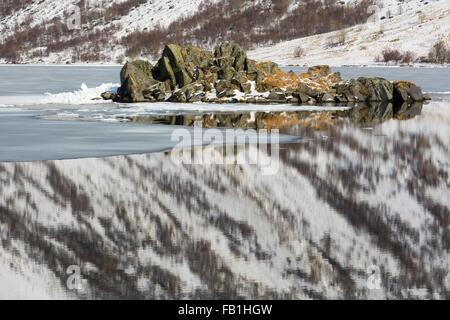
[428,40,449,64]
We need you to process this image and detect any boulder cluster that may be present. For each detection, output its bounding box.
[103,42,430,105]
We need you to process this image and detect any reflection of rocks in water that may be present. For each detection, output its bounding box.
[129,111,336,131]
[0,103,449,300]
[128,102,423,131]
[340,102,423,126]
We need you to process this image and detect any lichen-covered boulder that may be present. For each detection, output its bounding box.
[117,60,160,102]
[256,65,299,92]
[214,42,247,75]
[296,82,321,99]
[245,59,264,83]
[304,65,332,78]
[167,82,205,103]
[120,60,153,84]
[268,89,287,103]
[358,77,394,101]
[142,82,168,102]
[255,61,281,76]
[335,79,367,102]
[293,91,313,104]
[336,77,393,102]
[393,81,424,102]
[319,92,335,103]
[230,72,251,93]
[154,44,214,89]
[215,79,239,95]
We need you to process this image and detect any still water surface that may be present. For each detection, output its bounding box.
[0,66,449,299]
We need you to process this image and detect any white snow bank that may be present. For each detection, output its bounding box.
[42,83,120,105]
[0,83,119,106]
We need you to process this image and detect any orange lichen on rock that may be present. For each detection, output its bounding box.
[262,70,301,90]
[258,111,335,131]
[297,112,335,131]
[260,112,301,129]
[254,61,301,90]
[301,65,331,78]
[299,71,342,94]
[393,80,416,89]
[251,63,342,93]
[255,61,281,76]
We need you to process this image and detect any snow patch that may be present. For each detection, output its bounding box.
[42,83,119,105]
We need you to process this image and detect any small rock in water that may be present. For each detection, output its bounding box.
[101,92,115,100]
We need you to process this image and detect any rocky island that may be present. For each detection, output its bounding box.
[103,42,429,106]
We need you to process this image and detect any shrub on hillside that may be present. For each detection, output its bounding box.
[325,29,347,48]
[428,40,450,64]
[401,51,416,64]
[376,48,417,64]
[381,48,403,63]
[293,46,305,58]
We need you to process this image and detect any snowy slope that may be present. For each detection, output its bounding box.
[0,0,215,38]
[249,0,450,66]
[114,0,221,38]
[1,0,449,65]
[0,0,223,63]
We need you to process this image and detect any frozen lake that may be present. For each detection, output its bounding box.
[1,65,450,299]
[0,65,449,162]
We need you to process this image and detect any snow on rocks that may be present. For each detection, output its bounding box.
[104,42,429,107]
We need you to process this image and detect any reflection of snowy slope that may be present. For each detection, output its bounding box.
[249,0,450,66]
[0,102,449,299]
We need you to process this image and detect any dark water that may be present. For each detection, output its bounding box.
[0,66,450,300]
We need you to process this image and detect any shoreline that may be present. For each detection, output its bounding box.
[1,63,449,69]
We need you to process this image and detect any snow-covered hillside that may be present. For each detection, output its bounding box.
[249,0,450,66]
[1,0,449,65]
[0,0,220,63]
[0,0,373,64]
[0,0,214,39]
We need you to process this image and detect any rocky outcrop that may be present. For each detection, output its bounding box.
[335,77,393,102]
[214,42,247,78]
[116,60,160,102]
[108,42,429,108]
[393,81,427,102]
[153,44,215,89]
